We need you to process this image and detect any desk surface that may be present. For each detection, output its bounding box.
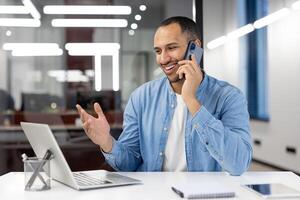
[1,171,300,200]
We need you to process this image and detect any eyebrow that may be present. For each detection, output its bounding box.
[153,42,180,50]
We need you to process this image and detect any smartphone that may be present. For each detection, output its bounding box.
[183,41,203,66]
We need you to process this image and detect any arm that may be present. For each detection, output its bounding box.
[177,54,252,175]
[102,95,142,171]
[191,91,252,175]
[76,103,113,153]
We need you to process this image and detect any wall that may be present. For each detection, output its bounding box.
[251,0,300,172]
[203,0,244,92]
[203,0,300,173]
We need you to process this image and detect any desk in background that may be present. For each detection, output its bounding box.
[1,171,300,199]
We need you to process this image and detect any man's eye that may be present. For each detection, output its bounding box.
[168,46,177,50]
[155,50,161,54]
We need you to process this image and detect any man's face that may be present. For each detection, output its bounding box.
[153,23,189,83]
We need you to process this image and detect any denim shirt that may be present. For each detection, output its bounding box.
[103,74,252,175]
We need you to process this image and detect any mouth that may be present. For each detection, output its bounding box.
[162,63,179,75]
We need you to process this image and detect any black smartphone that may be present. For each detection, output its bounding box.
[183,41,203,66]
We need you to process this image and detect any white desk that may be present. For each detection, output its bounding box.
[1,171,300,200]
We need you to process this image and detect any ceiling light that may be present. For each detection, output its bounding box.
[253,8,290,29]
[292,1,300,10]
[139,5,147,11]
[128,30,135,36]
[52,19,128,27]
[65,43,120,55]
[44,5,131,15]
[22,0,41,19]
[3,43,62,56]
[94,55,102,91]
[0,6,29,14]
[6,30,12,37]
[65,43,120,91]
[131,23,138,29]
[227,24,254,40]
[0,18,40,27]
[135,14,142,21]
[207,36,227,50]
[3,43,60,50]
[11,49,63,56]
[94,52,120,91]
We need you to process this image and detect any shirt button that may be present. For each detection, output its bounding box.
[171,104,175,108]
[163,127,167,131]
[205,141,209,145]
[159,152,164,156]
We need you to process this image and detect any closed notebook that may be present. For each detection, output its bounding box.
[171,182,235,199]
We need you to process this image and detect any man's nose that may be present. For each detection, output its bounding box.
[159,51,171,65]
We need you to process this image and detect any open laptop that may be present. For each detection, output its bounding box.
[20,122,141,190]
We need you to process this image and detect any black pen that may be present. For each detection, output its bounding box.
[172,187,184,198]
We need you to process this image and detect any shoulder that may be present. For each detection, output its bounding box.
[205,75,245,101]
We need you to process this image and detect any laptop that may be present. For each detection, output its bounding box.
[20,122,141,190]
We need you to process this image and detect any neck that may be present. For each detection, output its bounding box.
[171,79,184,94]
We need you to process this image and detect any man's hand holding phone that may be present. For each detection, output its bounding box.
[76,103,113,153]
[177,41,204,116]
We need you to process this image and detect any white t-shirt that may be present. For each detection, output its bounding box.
[162,94,187,171]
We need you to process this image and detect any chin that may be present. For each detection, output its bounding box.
[167,74,181,83]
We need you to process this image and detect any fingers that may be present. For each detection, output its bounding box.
[191,54,201,72]
[94,103,104,118]
[178,54,201,72]
[76,104,90,123]
[176,64,195,79]
[82,118,92,136]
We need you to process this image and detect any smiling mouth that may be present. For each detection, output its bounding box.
[163,63,178,74]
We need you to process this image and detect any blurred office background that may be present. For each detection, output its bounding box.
[0,0,299,175]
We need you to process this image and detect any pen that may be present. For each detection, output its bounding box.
[25,149,52,189]
[172,187,184,198]
[22,153,48,186]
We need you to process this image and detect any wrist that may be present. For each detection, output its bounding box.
[185,97,201,116]
[101,135,113,153]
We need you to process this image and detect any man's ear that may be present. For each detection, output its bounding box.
[195,39,202,47]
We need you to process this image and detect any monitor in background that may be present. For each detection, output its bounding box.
[0,89,15,112]
[21,93,64,112]
[76,90,121,112]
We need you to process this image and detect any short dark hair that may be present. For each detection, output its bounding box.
[158,16,201,41]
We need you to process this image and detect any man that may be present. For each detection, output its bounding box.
[76,16,252,175]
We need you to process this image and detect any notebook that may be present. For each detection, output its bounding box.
[171,182,235,199]
[21,122,142,190]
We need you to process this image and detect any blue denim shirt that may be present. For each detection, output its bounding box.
[103,74,252,175]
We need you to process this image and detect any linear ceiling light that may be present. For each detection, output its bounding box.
[52,19,128,27]
[44,5,131,15]
[227,24,254,40]
[0,18,40,27]
[65,43,120,91]
[65,43,120,55]
[22,0,41,19]
[3,43,62,56]
[0,6,29,14]
[292,0,300,10]
[253,8,290,29]
[3,43,60,50]
[207,36,227,50]
[11,49,63,56]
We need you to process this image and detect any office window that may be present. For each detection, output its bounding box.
[0,0,194,175]
[245,0,269,120]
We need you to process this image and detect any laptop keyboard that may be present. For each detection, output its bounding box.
[73,172,112,186]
